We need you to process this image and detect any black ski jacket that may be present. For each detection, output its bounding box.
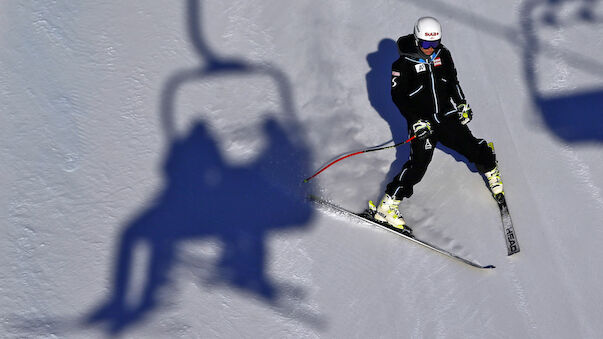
[391,34,466,127]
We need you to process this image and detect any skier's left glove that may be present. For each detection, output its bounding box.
[457,103,473,125]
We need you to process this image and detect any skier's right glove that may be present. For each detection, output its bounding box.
[412,120,432,140]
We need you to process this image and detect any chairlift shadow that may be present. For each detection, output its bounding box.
[85,0,319,334]
[522,0,603,143]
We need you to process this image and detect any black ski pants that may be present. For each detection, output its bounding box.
[386,121,497,200]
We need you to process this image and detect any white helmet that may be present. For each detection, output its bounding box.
[413,16,442,41]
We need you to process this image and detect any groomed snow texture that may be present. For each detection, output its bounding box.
[2,1,603,338]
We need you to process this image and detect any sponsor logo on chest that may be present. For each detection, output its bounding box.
[433,57,442,67]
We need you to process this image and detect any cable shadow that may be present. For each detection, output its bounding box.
[85,0,321,334]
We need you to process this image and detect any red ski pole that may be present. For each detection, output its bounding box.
[303,136,416,183]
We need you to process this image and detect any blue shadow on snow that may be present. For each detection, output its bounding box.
[521,0,603,143]
[85,0,318,334]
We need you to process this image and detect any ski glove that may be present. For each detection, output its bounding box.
[457,103,473,125]
[412,120,432,140]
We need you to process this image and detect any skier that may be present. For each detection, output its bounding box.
[370,17,503,234]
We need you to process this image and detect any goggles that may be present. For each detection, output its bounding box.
[419,39,440,49]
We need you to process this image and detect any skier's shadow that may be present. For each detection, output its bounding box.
[365,39,476,195]
[366,39,411,194]
[85,0,318,334]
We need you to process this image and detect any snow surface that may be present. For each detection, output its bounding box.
[2,0,603,338]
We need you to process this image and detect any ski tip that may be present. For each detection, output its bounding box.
[483,265,496,269]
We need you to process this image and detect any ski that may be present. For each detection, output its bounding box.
[495,194,520,255]
[309,195,495,270]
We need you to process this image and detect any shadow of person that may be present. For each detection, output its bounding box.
[208,117,313,296]
[365,39,411,193]
[86,118,313,333]
[85,0,318,334]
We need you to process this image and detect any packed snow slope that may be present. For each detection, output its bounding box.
[2,0,603,338]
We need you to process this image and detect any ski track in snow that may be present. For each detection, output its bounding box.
[469,11,542,337]
[560,145,603,209]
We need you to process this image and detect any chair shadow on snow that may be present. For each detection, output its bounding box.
[85,0,320,334]
[521,0,603,143]
[365,38,477,197]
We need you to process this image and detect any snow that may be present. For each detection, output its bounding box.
[2,0,603,337]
